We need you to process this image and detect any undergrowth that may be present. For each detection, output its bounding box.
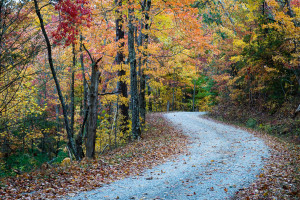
[209,102,300,145]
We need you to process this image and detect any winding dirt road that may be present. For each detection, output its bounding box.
[72,112,269,200]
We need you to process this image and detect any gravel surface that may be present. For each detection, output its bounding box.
[71,112,270,200]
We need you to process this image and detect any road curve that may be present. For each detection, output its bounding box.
[71,112,269,200]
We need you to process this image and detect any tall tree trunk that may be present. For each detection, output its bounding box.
[86,63,100,158]
[139,70,146,124]
[172,88,175,111]
[286,0,294,18]
[167,101,170,112]
[192,80,196,112]
[137,19,144,127]
[34,0,79,160]
[114,96,119,148]
[139,0,151,128]
[115,0,129,137]
[148,82,152,112]
[80,35,88,139]
[172,68,176,111]
[128,2,141,139]
[55,102,60,156]
[73,35,87,159]
[70,43,76,137]
[76,105,88,159]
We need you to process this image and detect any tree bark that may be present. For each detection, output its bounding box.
[80,35,88,139]
[139,0,151,128]
[172,88,175,111]
[192,80,196,112]
[286,0,294,18]
[33,0,79,160]
[85,63,101,158]
[147,82,152,112]
[76,105,88,159]
[82,42,103,159]
[137,22,144,126]
[115,0,129,137]
[70,43,76,137]
[128,2,141,139]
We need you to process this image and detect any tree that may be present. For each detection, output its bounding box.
[128,0,141,139]
[83,45,102,159]
[0,0,40,118]
[138,0,151,127]
[115,0,129,136]
[34,0,80,160]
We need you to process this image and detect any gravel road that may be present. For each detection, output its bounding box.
[71,112,269,200]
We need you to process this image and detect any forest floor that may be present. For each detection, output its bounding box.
[1,112,299,199]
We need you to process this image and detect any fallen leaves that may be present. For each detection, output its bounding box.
[186,191,196,196]
[0,114,188,199]
[228,128,300,200]
[204,115,299,199]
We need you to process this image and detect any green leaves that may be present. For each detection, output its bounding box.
[203,12,223,25]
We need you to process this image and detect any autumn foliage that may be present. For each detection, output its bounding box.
[52,0,92,45]
[0,0,299,198]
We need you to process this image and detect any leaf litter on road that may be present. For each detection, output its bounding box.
[233,135,299,200]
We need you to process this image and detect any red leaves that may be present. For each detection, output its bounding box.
[52,0,92,46]
[291,0,300,7]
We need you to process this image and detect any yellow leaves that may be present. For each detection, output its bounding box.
[213,74,230,82]
[1,73,46,122]
[230,55,243,62]
[266,0,279,9]
[247,2,260,12]
[233,39,247,49]
[119,96,129,106]
[0,131,8,137]
[289,56,300,67]
[274,11,293,23]
[261,3,298,37]
[219,27,235,38]
[263,23,279,32]
[294,7,300,18]
[264,65,279,73]
[229,89,244,101]
[227,77,238,87]
[198,96,212,112]
[272,54,287,63]
[60,158,71,167]
[153,13,173,29]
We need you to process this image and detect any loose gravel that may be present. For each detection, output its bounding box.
[71,112,270,200]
